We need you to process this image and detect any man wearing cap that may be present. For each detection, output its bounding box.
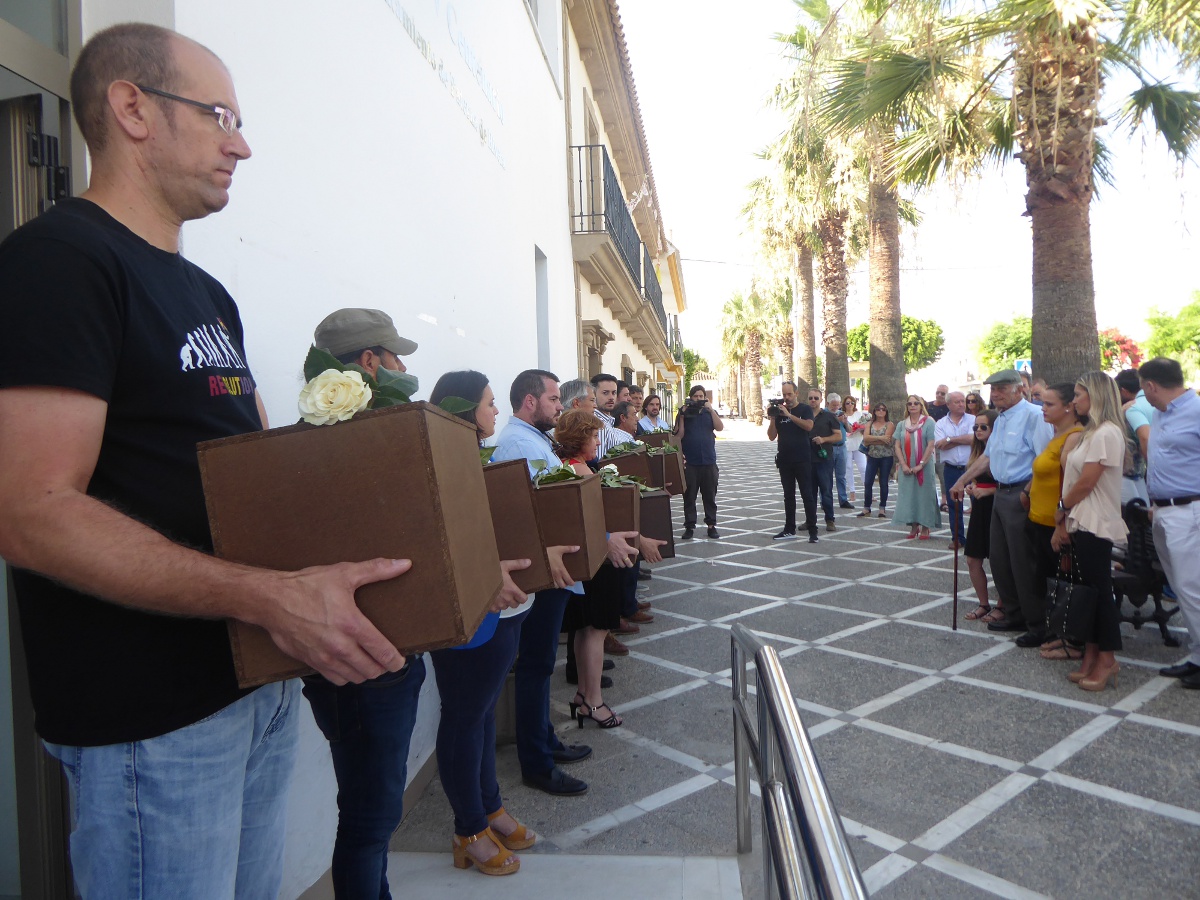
[305,309,530,895]
[1141,358,1200,689]
[951,370,1053,644]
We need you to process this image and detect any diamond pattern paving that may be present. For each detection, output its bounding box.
[391,438,1200,898]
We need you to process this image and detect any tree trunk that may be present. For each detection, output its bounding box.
[1014,25,1102,383]
[817,212,850,397]
[868,176,906,417]
[780,328,795,385]
[738,359,747,418]
[795,239,817,393]
[747,330,765,425]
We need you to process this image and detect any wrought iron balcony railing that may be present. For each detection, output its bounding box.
[642,245,666,335]
[571,144,642,292]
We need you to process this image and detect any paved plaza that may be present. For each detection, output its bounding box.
[388,436,1200,898]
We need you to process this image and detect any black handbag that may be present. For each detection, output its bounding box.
[1045,545,1098,644]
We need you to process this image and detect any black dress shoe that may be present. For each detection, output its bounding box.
[987,619,1026,633]
[808,533,819,543]
[1160,661,1200,679]
[1014,630,1048,648]
[552,744,593,764]
[839,502,855,510]
[1181,672,1200,690]
[707,527,720,539]
[603,658,615,671]
[522,766,588,796]
[681,528,694,540]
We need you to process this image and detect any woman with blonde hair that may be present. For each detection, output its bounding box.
[892,395,941,539]
[1052,372,1129,691]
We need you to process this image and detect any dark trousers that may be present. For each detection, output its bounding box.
[989,487,1041,626]
[943,463,967,542]
[302,657,427,900]
[811,456,835,523]
[779,458,817,536]
[863,455,892,511]
[683,463,718,528]
[1071,529,1122,651]
[621,561,640,617]
[515,588,571,777]
[430,612,528,837]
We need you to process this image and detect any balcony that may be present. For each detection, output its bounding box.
[570,144,668,362]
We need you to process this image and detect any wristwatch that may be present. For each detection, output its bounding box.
[1057,500,1071,512]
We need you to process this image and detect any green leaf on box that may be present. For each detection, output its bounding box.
[604,441,642,458]
[480,447,497,465]
[437,396,479,415]
[303,346,347,382]
[533,466,582,486]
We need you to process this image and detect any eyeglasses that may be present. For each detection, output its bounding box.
[136,84,242,136]
[906,401,921,407]
[973,425,990,432]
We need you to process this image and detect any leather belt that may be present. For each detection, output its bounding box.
[1151,495,1200,507]
[996,481,1025,490]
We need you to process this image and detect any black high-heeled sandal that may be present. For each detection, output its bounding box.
[578,701,622,729]
[569,692,585,722]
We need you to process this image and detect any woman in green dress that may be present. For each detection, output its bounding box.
[892,394,942,539]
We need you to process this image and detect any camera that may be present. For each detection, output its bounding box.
[682,398,706,417]
[767,398,787,418]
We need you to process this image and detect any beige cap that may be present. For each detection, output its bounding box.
[313,308,418,358]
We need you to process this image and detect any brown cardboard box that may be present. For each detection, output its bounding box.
[655,448,686,496]
[483,459,554,594]
[198,402,502,688]
[601,484,641,534]
[645,452,667,491]
[531,474,607,582]
[639,490,675,559]
[640,431,673,449]
[605,449,652,484]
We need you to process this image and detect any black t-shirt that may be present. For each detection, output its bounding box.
[928,403,949,421]
[775,403,814,463]
[810,408,840,459]
[0,199,261,745]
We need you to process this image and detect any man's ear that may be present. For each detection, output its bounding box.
[108,80,152,141]
[355,349,379,377]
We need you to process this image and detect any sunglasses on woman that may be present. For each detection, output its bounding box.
[973,424,990,432]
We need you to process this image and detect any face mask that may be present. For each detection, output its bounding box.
[375,365,419,398]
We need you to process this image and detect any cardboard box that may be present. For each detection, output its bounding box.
[483,459,554,594]
[639,490,676,559]
[601,484,641,534]
[198,402,502,688]
[531,474,607,582]
[606,448,652,484]
[640,431,673,449]
[654,448,686,496]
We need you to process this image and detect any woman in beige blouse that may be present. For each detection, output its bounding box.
[1051,372,1129,692]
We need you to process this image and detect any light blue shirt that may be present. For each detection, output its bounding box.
[983,398,1054,483]
[1124,390,1154,432]
[491,417,584,594]
[1147,390,1200,500]
[638,414,665,432]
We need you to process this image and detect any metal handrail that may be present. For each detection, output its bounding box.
[732,623,869,900]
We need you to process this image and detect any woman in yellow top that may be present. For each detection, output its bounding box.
[1020,384,1084,653]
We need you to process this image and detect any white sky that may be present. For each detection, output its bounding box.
[618,0,1199,391]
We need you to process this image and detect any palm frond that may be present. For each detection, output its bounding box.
[1118,80,1200,159]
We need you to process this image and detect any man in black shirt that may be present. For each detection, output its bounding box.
[675,385,724,539]
[0,24,407,896]
[807,387,844,532]
[767,382,819,543]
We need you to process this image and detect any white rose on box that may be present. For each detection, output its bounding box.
[298,368,373,425]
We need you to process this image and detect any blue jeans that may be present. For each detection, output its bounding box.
[44,681,299,900]
[302,657,427,900]
[429,611,527,837]
[864,455,893,511]
[943,463,967,543]
[811,456,835,522]
[515,589,571,776]
[833,443,849,504]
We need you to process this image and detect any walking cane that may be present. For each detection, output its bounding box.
[951,497,961,631]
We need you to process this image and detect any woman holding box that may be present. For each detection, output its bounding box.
[428,370,534,877]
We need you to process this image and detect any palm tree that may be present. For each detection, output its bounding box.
[763,280,796,384]
[721,291,768,424]
[821,0,1200,383]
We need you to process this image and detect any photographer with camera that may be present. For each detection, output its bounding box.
[675,385,724,539]
[767,382,820,543]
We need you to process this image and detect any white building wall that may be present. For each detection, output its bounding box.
[75,0,577,895]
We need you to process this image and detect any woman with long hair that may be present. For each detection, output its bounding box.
[840,396,869,504]
[964,410,1001,621]
[427,370,532,877]
[1023,384,1085,653]
[1052,372,1129,691]
[857,402,895,518]
[554,409,624,729]
[965,391,986,417]
[892,395,941,539]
